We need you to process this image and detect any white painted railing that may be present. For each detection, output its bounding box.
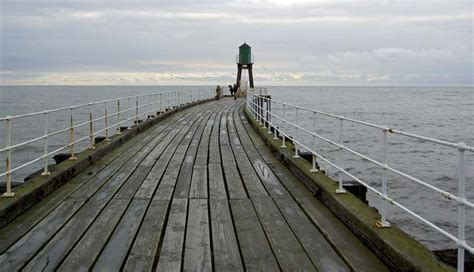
[247,89,473,271]
[0,89,214,197]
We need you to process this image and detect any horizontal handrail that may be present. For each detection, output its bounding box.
[267,98,474,152]
[247,91,472,271]
[1,89,214,197]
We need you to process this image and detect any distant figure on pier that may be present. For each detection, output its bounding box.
[215,85,222,99]
[228,85,233,96]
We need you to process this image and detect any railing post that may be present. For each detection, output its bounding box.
[281,104,286,148]
[273,105,278,140]
[117,100,122,135]
[89,103,95,149]
[127,97,131,129]
[149,94,152,117]
[310,111,318,172]
[457,142,467,272]
[377,127,391,227]
[2,117,14,197]
[41,112,50,176]
[293,107,300,158]
[336,117,346,193]
[266,100,271,133]
[178,91,180,106]
[135,96,139,124]
[69,108,77,160]
[104,101,110,142]
[159,93,163,113]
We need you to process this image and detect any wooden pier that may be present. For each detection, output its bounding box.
[0,98,450,271]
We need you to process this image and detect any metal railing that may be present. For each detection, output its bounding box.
[247,90,473,271]
[0,89,214,197]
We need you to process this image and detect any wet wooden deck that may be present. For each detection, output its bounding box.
[0,98,388,271]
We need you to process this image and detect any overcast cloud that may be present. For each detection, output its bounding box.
[0,0,472,85]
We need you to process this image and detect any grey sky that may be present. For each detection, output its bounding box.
[0,0,472,85]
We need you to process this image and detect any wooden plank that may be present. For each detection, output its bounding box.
[173,113,209,198]
[227,110,268,198]
[251,197,316,271]
[208,163,227,199]
[0,199,85,271]
[231,106,290,199]
[230,199,279,271]
[274,198,350,271]
[221,145,247,199]
[219,108,230,146]
[156,198,188,272]
[57,199,129,272]
[70,118,179,200]
[183,199,212,272]
[194,113,216,165]
[114,165,154,199]
[134,116,196,199]
[93,199,149,271]
[0,182,84,254]
[208,106,224,164]
[189,164,207,199]
[266,162,314,198]
[210,199,243,271]
[22,199,119,271]
[123,199,169,271]
[152,164,181,200]
[173,104,221,202]
[298,197,389,272]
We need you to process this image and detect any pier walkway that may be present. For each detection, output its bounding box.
[0,98,389,271]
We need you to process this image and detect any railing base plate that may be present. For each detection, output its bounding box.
[2,192,15,198]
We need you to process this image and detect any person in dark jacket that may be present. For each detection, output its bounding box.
[228,85,233,96]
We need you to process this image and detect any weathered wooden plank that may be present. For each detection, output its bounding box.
[231,107,290,199]
[173,103,222,199]
[123,199,169,271]
[0,199,85,271]
[173,114,209,198]
[70,119,178,200]
[208,163,227,199]
[194,112,216,164]
[114,165,154,199]
[221,145,247,199]
[189,164,208,199]
[227,113,268,197]
[230,199,279,271]
[57,199,129,272]
[156,198,188,272]
[298,197,389,272]
[152,163,181,200]
[251,197,316,271]
[0,182,84,254]
[210,199,243,271]
[22,199,119,271]
[274,198,350,271]
[93,199,149,271]
[209,106,224,164]
[219,108,231,146]
[183,199,212,272]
